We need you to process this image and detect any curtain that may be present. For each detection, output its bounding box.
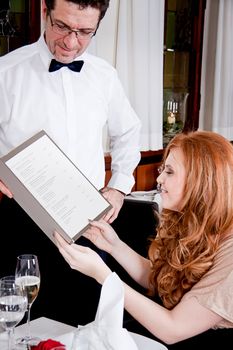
[89,0,164,151]
[199,0,233,140]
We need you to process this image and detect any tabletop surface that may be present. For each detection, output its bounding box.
[0,316,167,350]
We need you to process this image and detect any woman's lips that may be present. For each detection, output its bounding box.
[160,188,168,193]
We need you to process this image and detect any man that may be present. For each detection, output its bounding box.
[0,0,141,325]
[0,0,141,222]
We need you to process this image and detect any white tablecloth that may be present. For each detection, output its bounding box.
[0,317,167,350]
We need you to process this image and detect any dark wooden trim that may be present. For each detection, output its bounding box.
[104,149,164,171]
[184,0,206,131]
[139,149,164,164]
[105,150,164,191]
[28,0,41,44]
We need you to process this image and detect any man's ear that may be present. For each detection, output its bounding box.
[41,0,48,21]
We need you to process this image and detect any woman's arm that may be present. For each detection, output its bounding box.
[123,284,223,344]
[111,239,151,288]
[54,232,223,344]
[84,219,151,288]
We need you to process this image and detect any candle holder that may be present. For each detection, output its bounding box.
[163,92,189,146]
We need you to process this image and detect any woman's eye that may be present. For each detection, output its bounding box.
[158,165,174,175]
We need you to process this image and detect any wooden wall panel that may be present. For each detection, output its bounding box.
[104,150,164,192]
[135,163,160,191]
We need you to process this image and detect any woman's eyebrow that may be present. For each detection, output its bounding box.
[164,164,173,170]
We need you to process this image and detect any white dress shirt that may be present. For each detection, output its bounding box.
[0,34,141,194]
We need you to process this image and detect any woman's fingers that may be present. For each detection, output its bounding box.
[88,219,109,231]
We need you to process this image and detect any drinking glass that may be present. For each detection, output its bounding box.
[0,275,19,343]
[0,275,27,350]
[15,254,41,346]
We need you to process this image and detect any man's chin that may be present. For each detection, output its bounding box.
[54,50,77,63]
[55,55,75,63]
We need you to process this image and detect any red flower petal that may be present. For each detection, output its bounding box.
[31,338,65,350]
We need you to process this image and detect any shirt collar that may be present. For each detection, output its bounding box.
[36,32,54,71]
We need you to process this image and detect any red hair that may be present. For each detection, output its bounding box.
[148,131,233,308]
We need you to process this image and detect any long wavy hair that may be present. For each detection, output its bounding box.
[148,131,233,309]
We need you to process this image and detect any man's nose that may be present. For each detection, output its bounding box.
[63,32,79,49]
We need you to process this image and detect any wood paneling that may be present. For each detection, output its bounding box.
[105,150,164,192]
[135,163,159,191]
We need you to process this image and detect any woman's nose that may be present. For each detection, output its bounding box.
[156,172,163,184]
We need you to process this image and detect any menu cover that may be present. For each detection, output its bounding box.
[0,130,111,244]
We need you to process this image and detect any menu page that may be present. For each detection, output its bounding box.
[0,131,111,243]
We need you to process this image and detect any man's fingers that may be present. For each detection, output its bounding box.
[0,182,13,198]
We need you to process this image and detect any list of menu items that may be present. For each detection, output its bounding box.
[1,131,111,242]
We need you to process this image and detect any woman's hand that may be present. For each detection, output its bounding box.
[54,232,112,284]
[83,219,120,254]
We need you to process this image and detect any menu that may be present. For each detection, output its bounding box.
[0,131,111,244]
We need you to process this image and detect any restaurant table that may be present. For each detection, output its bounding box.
[0,317,167,350]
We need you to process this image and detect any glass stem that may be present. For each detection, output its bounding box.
[7,328,14,350]
[26,304,32,339]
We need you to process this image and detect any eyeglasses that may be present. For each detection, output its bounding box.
[158,165,164,174]
[49,14,96,40]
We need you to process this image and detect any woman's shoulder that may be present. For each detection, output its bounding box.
[191,233,233,290]
[182,233,233,300]
[182,233,233,327]
[216,232,233,264]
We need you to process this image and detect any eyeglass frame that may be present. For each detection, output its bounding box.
[157,165,164,174]
[48,13,97,40]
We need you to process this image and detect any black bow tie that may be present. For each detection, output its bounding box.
[49,59,84,72]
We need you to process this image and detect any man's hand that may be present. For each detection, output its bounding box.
[100,187,125,223]
[0,180,13,198]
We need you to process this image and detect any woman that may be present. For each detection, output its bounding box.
[54,131,233,346]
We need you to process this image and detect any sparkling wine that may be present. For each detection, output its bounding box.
[16,276,40,305]
[0,295,27,329]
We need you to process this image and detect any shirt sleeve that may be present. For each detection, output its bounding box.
[106,70,142,194]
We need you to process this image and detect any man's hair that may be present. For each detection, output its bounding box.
[45,0,110,20]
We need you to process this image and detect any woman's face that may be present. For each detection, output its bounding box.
[157,148,186,211]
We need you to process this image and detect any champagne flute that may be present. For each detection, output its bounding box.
[15,254,40,346]
[0,275,27,350]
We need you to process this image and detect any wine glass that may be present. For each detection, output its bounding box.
[0,275,27,350]
[15,254,41,346]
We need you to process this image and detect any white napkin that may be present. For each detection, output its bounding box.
[71,272,138,350]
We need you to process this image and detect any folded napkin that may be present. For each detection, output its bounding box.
[71,272,138,350]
